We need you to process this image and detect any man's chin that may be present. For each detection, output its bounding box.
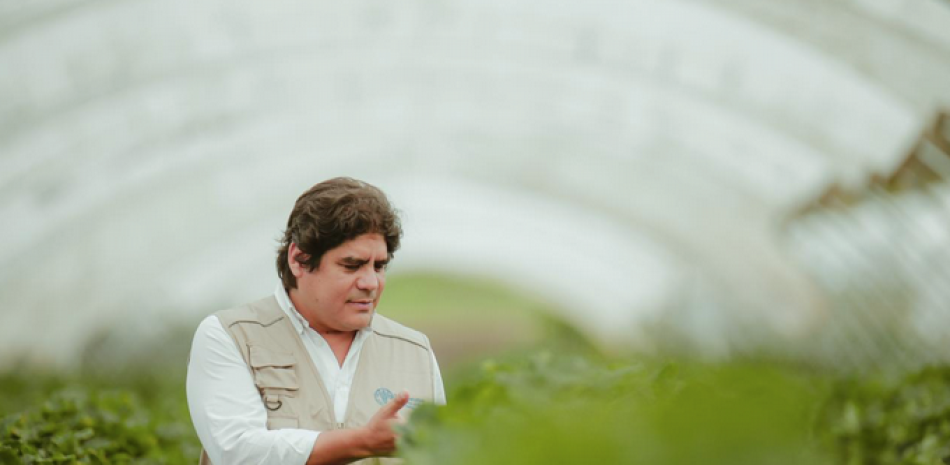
[347,312,374,330]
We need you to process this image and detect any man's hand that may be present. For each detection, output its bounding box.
[306,391,410,465]
[359,391,410,456]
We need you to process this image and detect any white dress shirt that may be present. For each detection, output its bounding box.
[187,286,446,465]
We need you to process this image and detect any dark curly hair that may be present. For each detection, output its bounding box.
[276,177,402,290]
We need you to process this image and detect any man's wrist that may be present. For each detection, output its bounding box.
[348,426,373,459]
[307,427,373,465]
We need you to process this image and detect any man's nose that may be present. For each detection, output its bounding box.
[356,268,379,291]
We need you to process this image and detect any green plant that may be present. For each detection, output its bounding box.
[0,384,198,464]
[821,367,950,465]
[399,352,833,465]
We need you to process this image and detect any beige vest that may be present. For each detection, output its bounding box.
[199,296,435,465]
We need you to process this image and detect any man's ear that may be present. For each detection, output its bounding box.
[288,243,308,278]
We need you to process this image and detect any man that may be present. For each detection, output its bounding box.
[187,177,445,465]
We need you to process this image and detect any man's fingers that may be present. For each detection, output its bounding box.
[390,391,410,411]
[379,391,410,417]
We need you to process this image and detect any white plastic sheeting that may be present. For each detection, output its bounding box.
[1,0,949,367]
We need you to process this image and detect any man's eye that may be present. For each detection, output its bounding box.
[344,264,360,271]
[375,263,388,271]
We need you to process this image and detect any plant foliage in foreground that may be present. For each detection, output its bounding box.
[400,353,950,465]
[821,366,950,465]
[0,380,198,465]
[399,352,833,465]
[2,353,950,464]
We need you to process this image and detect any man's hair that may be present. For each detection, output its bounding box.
[276,177,402,290]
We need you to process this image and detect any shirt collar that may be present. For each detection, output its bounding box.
[274,284,374,336]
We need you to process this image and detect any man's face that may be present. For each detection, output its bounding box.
[288,233,389,333]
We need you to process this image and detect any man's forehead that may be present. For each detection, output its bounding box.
[328,234,388,258]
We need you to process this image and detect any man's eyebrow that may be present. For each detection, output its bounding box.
[338,257,389,265]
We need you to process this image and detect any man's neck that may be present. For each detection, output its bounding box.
[321,331,357,368]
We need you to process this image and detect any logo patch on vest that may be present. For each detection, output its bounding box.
[374,387,424,409]
[374,387,395,406]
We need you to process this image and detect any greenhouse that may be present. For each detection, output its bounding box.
[2,0,950,463]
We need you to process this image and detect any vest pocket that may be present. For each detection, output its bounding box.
[249,346,300,390]
[249,346,301,420]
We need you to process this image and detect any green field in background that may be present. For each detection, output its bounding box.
[2,273,949,464]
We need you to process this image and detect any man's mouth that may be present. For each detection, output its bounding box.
[347,299,374,309]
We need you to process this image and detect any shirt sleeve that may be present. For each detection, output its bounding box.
[186,315,320,465]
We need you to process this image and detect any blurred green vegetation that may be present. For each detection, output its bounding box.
[2,274,949,464]
[381,273,554,371]
[0,367,197,464]
[400,354,833,465]
[383,273,548,324]
[400,353,950,465]
[821,367,950,465]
